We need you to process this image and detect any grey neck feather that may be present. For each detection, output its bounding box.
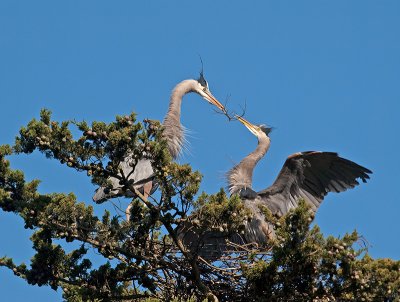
[227,135,270,195]
[162,80,197,159]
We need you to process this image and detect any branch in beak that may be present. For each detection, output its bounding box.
[212,95,246,122]
[236,115,259,136]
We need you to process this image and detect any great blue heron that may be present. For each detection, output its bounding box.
[229,116,372,244]
[92,72,225,219]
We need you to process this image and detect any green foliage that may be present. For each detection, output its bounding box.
[190,189,250,234]
[1,110,399,302]
[1,109,208,301]
[242,201,400,301]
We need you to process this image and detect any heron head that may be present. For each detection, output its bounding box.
[237,116,272,138]
[259,124,273,137]
[194,72,225,112]
[197,71,209,90]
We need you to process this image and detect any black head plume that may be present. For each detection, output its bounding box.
[259,124,273,136]
[197,56,209,89]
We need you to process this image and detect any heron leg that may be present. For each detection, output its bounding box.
[142,181,153,199]
[125,181,153,221]
[125,203,134,222]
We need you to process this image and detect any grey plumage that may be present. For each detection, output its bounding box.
[178,116,372,259]
[229,116,372,245]
[256,151,371,217]
[227,124,271,196]
[93,75,224,204]
[92,158,155,202]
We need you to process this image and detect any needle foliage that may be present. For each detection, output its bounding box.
[1,110,399,301]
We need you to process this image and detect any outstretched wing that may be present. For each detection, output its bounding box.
[257,151,372,216]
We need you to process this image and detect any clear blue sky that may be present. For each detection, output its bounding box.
[1,1,399,300]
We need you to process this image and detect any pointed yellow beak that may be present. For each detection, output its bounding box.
[199,89,226,112]
[236,115,259,136]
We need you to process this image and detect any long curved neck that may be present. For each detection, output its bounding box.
[162,80,197,159]
[227,135,270,195]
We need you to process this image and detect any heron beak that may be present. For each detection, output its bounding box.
[236,115,259,136]
[200,89,226,112]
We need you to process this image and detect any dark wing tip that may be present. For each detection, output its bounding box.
[289,151,372,197]
[257,151,372,218]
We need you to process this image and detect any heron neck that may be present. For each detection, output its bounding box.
[162,80,196,159]
[251,136,270,165]
[227,136,270,195]
[166,80,195,116]
[241,136,270,180]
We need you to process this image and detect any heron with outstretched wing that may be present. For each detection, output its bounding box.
[230,116,372,244]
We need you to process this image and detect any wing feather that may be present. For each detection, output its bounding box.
[258,151,372,216]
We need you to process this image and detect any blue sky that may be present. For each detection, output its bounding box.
[1,1,399,300]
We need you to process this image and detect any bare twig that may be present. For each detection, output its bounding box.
[213,95,247,122]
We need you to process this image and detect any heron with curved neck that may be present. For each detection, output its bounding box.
[93,72,225,220]
[229,115,372,244]
[227,116,272,197]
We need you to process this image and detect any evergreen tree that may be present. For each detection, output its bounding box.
[1,110,399,301]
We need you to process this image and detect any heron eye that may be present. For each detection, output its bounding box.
[201,80,209,92]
